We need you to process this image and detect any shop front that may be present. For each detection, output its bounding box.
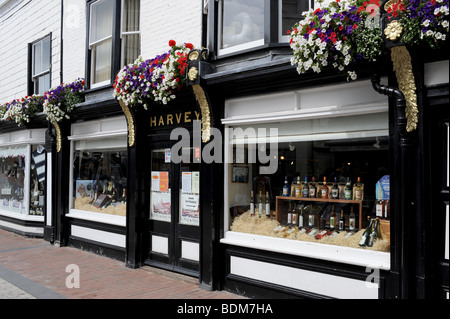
[0,126,48,237]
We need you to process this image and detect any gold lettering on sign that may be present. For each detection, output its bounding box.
[150,111,202,128]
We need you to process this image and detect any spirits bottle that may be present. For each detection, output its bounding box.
[265,192,271,218]
[339,209,345,231]
[282,176,290,197]
[359,218,374,247]
[349,207,356,231]
[367,218,379,247]
[329,205,336,230]
[321,177,329,199]
[308,207,315,228]
[344,177,352,200]
[384,200,390,219]
[287,203,292,225]
[292,204,299,226]
[259,191,263,217]
[302,177,309,198]
[354,177,363,200]
[376,199,384,218]
[331,177,339,199]
[309,177,317,198]
[295,178,302,198]
[250,191,255,216]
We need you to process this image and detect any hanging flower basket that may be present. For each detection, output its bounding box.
[42,78,85,123]
[113,40,194,109]
[289,0,449,80]
[0,95,45,126]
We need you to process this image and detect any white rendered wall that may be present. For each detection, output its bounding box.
[0,0,61,102]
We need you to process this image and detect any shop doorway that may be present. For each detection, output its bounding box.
[145,140,201,277]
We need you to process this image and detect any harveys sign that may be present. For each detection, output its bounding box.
[150,110,201,128]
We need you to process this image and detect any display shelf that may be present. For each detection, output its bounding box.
[276,196,364,230]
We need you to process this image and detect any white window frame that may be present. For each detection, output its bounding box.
[67,117,128,227]
[32,36,51,95]
[89,0,114,88]
[120,0,141,67]
[217,0,265,56]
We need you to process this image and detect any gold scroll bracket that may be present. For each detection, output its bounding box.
[119,100,136,147]
[52,121,62,153]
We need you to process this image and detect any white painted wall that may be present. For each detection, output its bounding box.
[0,0,61,102]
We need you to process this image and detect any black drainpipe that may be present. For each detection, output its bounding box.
[371,73,413,299]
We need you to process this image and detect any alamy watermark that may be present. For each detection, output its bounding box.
[170,120,279,174]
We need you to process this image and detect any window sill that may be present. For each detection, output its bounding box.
[67,209,126,227]
[220,231,391,271]
[0,209,44,222]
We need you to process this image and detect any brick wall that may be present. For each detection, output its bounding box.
[0,0,61,103]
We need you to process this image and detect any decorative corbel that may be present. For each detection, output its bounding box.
[186,48,212,143]
[51,121,62,153]
[119,100,136,147]
[381,0,418,132]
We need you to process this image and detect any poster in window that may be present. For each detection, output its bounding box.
[151,171,171,222]
[180,193,200,226]
[232,166,249,183]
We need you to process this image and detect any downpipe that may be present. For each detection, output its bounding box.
[371,73,413,299]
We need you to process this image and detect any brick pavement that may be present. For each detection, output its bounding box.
[0,228,245,300]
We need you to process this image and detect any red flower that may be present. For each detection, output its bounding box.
[169,40,176,47]
[185,43,194,50]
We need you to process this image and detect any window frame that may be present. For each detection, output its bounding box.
[28,34,52,96]
[278,0,313,43]
[120,0,141,67]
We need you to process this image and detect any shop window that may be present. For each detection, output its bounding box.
[225,115,391,255]
[31,35,51,95]
[0,145,46,216]
[88,0,141,88]
[71,136,128,217]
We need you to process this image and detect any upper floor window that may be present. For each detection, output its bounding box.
[88,0,140,88]
[31,35,51,95]
[215,0,309,56]
[121,0,141,66]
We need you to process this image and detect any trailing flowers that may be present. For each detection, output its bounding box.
[289,0,449,80]
[0,95,44,126]
[113,40,194,109]
[42,78,85,123]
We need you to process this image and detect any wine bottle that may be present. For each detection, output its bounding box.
[309,177,317,198]
[329,205,336,230]
[298,207,304,229]
[321,177,329,199]
[344,177,352,200]
[349,207,356,231]
[287,203,292,225]
[355,177,363,200]
[308,207,315,228]
[339,209,345,231]
[265,192,271,218]
[282,176,289,197]
[292,204,299,226]
[302,177,309,198]
[359,218,374,247]
[376,199,384,218]
[331,177,339,199]
[250,191,255,216]
[367,218,379,247]
[259,191,263,217]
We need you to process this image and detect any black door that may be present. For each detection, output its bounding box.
[145,139,201,277]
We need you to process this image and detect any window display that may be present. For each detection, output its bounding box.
[72,137,128,216]
[226,120,391,254]
[0,146,27,215]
